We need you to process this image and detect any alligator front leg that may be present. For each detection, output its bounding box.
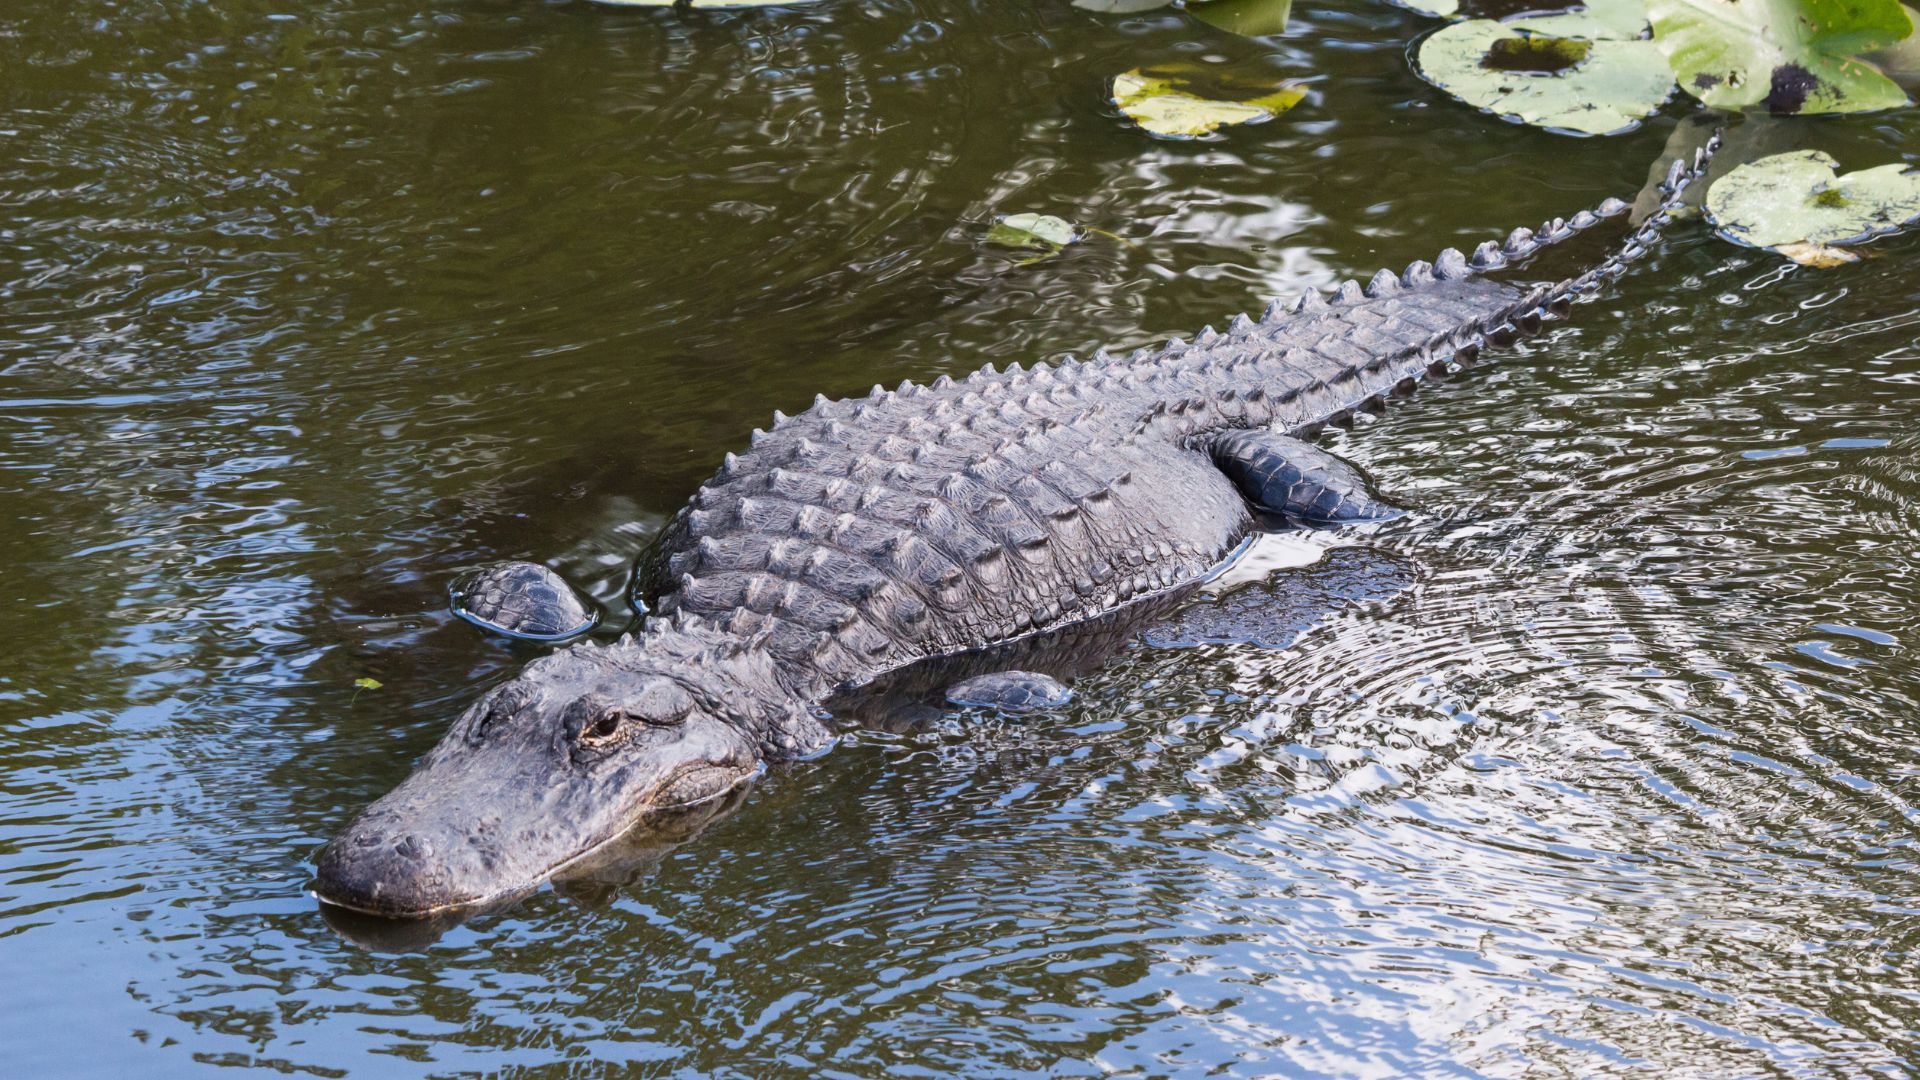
[449,561,598,642]
[1209,429,1401,524]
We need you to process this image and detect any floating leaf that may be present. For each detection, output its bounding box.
[591,0,814,7]
[1518,0,1651,40]
[1072,0,1175,11]
[1865,4,1920,74]
[1416,19,1675,135]
[1388,0,1460,17]
[1649,0,1912,114]
[1775,240,1862,267]
[1111,70,1306,139]
[987,213,1079,252]
[1704,150,1920,261]
[1190,0,1294,36]
[354,677,383,690]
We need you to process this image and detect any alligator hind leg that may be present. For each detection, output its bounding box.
[1209,429,1401,524]
[946,671,1074,713]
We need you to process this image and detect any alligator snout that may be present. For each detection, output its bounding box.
[315,809,515,916]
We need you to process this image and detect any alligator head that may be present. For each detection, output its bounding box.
[313,625,816,917]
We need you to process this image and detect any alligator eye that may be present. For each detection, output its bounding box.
[580,708,629,747]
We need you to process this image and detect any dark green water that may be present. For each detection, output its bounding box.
[6,0,1920,1075]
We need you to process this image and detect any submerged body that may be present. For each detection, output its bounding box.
[314,150,1713,917]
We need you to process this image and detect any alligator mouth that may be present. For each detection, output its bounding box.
[311,760,763,919]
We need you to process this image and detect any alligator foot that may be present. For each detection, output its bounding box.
[945,670,1074,712]
[1210,429,1401,524]
[448,561,597,642]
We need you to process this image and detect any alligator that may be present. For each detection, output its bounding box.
[313,142,1716,918]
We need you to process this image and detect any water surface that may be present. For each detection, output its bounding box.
[4,0,1920,1075]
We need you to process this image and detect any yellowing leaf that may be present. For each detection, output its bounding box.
[354,677,383,690]
[1190,0,1294,37]
[1775,241,1862,267]
[1111,70,1306,139]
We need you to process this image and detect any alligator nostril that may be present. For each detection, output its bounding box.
[353,832,383,849]
[392,835,431,861]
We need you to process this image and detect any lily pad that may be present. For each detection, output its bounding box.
[1111,70,1307,138]
[1190,0,1294,36]
[591,0,811,7]
[1388,0,1461,17]
[987,213,1079,252]
[1518,0,1652,40]
[1649,0,1912,114]
[1416,18,1676,135]
[1072,0,1175,11]
[1704,150,1920,259]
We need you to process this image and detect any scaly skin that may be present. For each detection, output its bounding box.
[313,147,1717,918]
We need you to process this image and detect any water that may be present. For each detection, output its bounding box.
[4,0,1920,1074]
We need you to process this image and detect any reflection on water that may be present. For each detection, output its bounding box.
[4,0,1920,1074]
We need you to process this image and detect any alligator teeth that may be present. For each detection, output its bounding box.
[1470,240,1506,269]
[1503,227,1536,256]
[1570,209,1598,229]
[1401,259,1435,286]
[1597,196,1629,217]
[1335,280,1365,303]
[1433,247,1469,279]
[1365,268,1401,296]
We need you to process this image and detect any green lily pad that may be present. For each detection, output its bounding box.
[987,213,1079,252]
[1704,150,1920,258]
[1190,0,1294,36]
[1416,19,1676,135]
[1649,0,1912,114]
[1111,70,1307,139]
[1516,0,1651,40]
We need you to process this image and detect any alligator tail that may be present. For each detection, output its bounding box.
[1478,128,1722,332]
